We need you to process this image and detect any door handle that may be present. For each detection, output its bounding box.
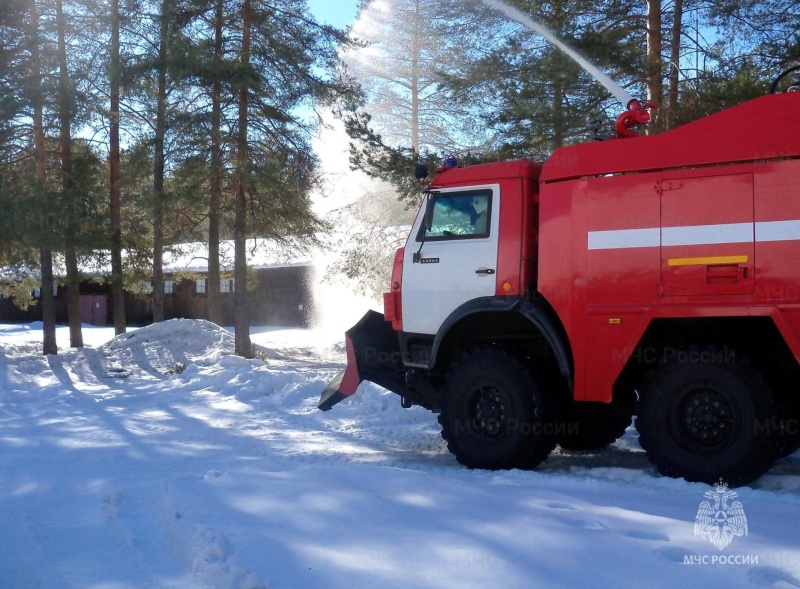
[706,263,747,284]
[475,268,496,275]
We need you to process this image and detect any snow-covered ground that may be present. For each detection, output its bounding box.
[2,319,800,589]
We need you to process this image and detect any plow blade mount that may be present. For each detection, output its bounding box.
[318,310,409,410]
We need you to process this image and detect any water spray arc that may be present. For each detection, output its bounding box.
[481,0,636,107]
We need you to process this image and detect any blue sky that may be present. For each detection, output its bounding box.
[307,0,361,28]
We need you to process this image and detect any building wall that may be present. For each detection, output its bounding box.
[0,265,316,328]
[0,297,41,323]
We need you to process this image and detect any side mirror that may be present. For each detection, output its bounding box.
[413,193,435,264]
[414,164,429,181]
[422,196,435,232]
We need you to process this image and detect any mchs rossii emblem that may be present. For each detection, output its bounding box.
[694,479,748,550]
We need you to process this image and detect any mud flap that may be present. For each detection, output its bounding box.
[318,310,409,411]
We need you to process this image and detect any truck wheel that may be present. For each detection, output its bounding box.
[556,413,632,452]
[778,416,800,458]
[779,437,800,458]
[636,349,779,487]
[776,398,800,458]
[438,349,556,470]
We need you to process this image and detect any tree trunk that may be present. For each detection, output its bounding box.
[56,0,83,348]
[152,0,170,324]
[233,0,252,357]
[666,0,683,130]
[64,250,82,346]
[110,0,126,334]
[646,0,664,132]
[206,0,223,326]
[409,0,420,152]
[39,249,57,354]
[29,0,57,355]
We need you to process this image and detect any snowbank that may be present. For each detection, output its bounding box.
[103,318,237,374]
[0,321,799,589]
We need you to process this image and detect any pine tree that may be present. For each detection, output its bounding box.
[151,0,171,323]
[3,0,110,350]
[0,3,46,320]
[109,0,126,335]
[29,0,58,354]
[56,0,84,347]
[175,0,355,355]
[460,0,645,157]
[164,0,239,327]
[206,0,225,326]
[232,0,252,356]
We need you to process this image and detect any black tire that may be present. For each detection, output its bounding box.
[774,394,800,457]
[778,410,800,458]
[636,348,779,487]
[780,437,800,459]
[556,412,632,452]
[438,349,556,469]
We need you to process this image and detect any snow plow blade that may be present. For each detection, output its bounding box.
[318,310,409,411]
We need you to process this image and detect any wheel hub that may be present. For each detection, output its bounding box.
[677,387,736,451]
[471,385,507,437]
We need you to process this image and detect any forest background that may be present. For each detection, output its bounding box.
[0,0,797,356]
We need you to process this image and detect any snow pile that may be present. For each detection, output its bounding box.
[103,318,236,375]
[1,321,800,589]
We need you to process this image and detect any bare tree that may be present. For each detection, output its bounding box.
[346,0,490,154]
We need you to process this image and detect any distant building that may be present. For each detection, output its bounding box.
[0,240,317,328]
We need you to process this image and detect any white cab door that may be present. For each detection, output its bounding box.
[402,185,500,335]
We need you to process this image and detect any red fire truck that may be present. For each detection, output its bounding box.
[320,71,800,487]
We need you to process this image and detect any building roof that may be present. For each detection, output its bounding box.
[0,238,313,283]
[162,239,312,273]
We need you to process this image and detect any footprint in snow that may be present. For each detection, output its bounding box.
[654,546,695,563]
[557,516,608,530]
[197,469,224,480]
[748,567,800,587]
[543,501,579,511]
[623,529,670,541]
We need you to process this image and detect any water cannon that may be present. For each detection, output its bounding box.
[770,65,800,94]
[586,118,612,141]
[615,99,658,138]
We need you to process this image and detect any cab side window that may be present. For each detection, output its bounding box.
[421,190,492,241]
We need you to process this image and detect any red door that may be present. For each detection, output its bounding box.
[80,295,108,325]
[660,174,755,296]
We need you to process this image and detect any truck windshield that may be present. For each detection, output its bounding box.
[420,190,492,241]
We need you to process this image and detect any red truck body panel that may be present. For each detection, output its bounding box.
[539,92,800,402]
[540,93,800,182]
[420,94,800,405]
